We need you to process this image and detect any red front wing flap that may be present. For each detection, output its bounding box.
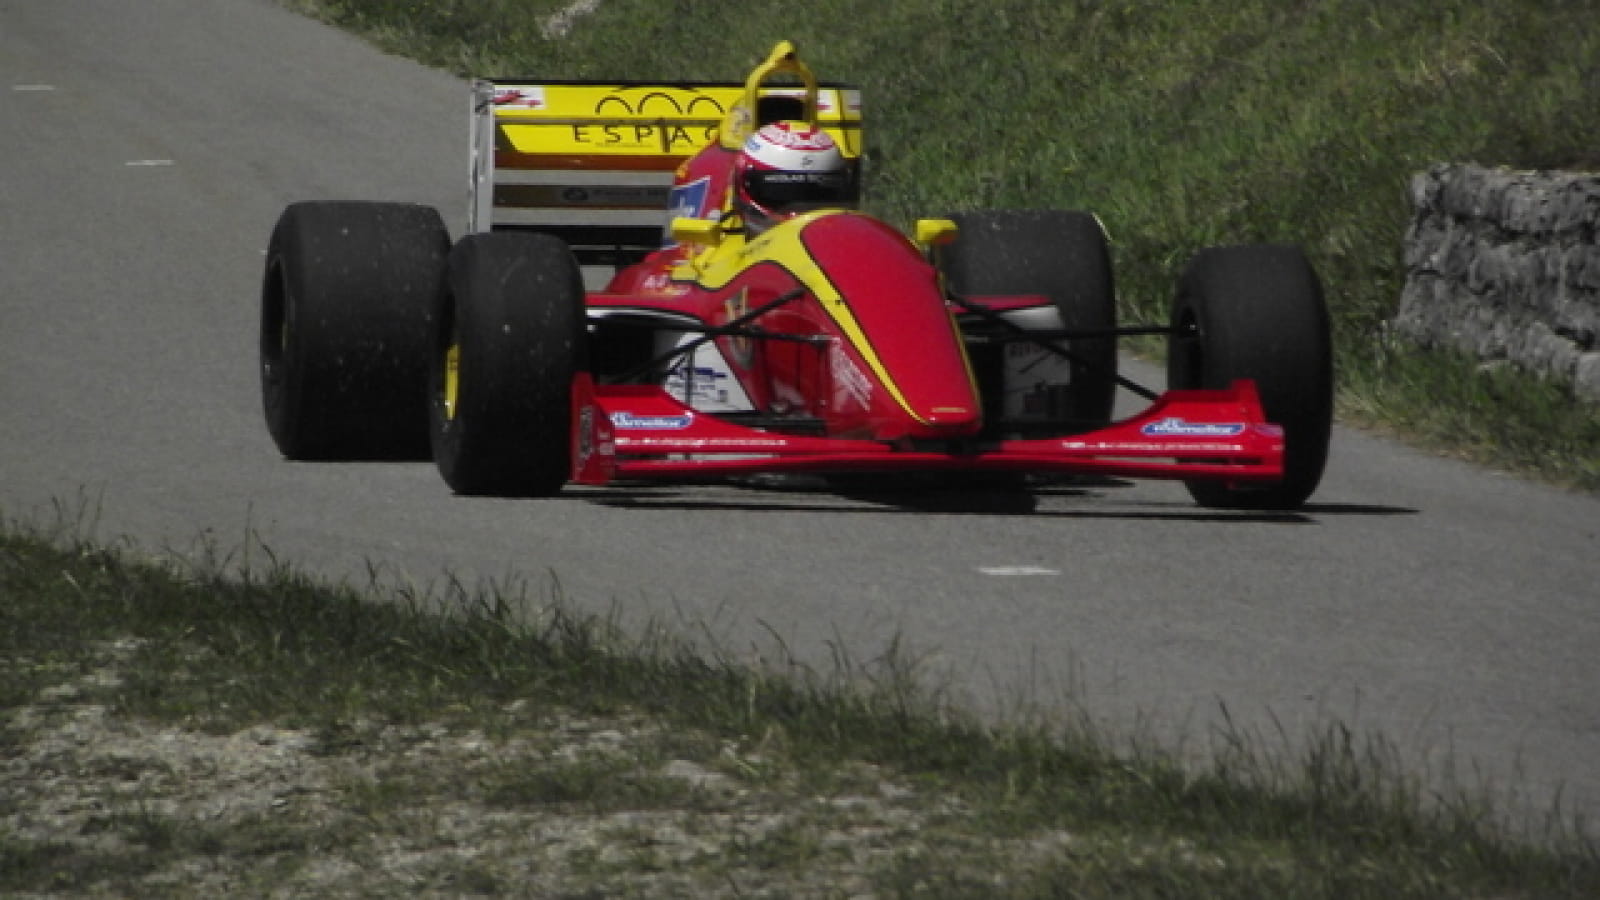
[571,378,1284,485]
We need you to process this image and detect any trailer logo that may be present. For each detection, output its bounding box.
[610,411,695,430]
[1140,418,1246,437]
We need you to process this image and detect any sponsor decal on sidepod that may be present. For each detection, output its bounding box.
[611,412,695,430]
[1140,418,1247,438]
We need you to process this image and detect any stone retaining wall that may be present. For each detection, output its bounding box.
[1394,163,1600,404]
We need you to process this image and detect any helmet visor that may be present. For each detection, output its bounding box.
[742,168,857,214]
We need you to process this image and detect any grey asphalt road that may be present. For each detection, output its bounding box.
[4,0,1597,827]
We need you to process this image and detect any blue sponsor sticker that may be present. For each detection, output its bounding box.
[661,177,711,246]
[667,178,710,218]
[611,411,695,430]
[1140,418,1247,438]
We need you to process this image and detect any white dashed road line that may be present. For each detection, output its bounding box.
[977,566,1061,577]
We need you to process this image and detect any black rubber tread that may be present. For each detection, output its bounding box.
[260,201,448,460]
[939,209,1119,428]
[429,232,586,497]
[1167,244,1333,510]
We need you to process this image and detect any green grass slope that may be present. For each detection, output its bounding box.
[6,521,1599,895]
[288,0,1600,485]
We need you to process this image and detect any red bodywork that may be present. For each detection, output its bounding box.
[566,147,1284,489]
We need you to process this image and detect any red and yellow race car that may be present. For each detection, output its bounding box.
[260,42,1332,510]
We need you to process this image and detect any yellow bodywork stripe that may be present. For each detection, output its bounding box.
[682,212,932,425]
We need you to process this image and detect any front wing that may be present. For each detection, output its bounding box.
[570,377,1285,486]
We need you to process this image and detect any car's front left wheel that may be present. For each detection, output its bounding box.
[429,232,586,496]
[260,201,448,460]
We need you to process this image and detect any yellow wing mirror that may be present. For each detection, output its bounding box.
[915,218,960,247]
[670,216,725,247]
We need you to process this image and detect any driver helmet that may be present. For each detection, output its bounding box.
[734,121,858,235]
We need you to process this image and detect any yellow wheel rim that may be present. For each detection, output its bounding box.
[443,341,460,421]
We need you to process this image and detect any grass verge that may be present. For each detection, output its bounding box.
[3,519,1597,896]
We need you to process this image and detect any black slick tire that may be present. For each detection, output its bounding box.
[429,232,586,497]
[1167,245,1332,510]
[939,210,1119,429]
[260,201,448,460]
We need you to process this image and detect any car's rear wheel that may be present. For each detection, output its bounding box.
[1167,244,1332,510]
[260,201,447,460]
[939,210,1118,431]
[430,232,586,496]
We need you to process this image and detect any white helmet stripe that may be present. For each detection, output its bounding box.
[743,125,844,172]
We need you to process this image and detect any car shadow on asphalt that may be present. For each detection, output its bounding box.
[577,479,1419,522]
[1296,502,1419,516]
